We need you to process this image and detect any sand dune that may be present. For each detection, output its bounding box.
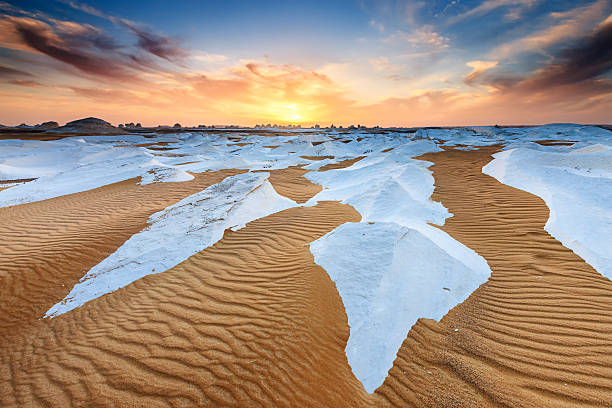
[374,147,612,407]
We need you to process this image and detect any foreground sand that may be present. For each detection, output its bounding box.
[2,147,611,407]
[0,166,371,407]
[0,170,244,332]
[374,147,612,407]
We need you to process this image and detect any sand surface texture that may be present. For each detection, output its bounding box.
[0,170,243,333]
[374,147,612,407]
[1,125,611,407]
[0,167,372,407]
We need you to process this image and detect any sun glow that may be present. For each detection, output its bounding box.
[281,104,304,122]
[263,102,313,124]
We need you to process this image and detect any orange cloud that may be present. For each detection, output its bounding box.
[0,9,610,127]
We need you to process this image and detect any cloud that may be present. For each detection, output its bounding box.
[8,79,44,87]
[464,60,498,85]
[0,63,32,78]
[448,0,537,25]
[504,7,523,21]
[383,26,449,51]
[369,56,400,71]
[2,16,134,79]
[523,19,612,89]
[2,57,611,126]
[0,3,188,82]
[464,18,612,97]
[357,81,612,126]
[51,19,119,50]
[1,1,610,126]
[69,86,148,102]
[194,53,229,63]
[0,1,47,19]
[66,1,188,61]
[187,74,250,100]
[123,23,187,61]
[48,61,343,117]
[494,0,608,58]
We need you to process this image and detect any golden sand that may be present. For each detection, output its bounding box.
[1,147,610,407]
[0,167,371,407]
[0,170,243,333]
[374,147,612,407]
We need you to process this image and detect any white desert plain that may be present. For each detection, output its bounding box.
[1,122,612,407]
[3,0,612,406]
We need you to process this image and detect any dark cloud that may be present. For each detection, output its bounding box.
[468,21,612,92]
[66,1,188,61]
[0,1,188,81]
[9,16,132,79]
[464,70,521,90]
[246,63,260,76]
[526,21,612,89]
[1,15,180,81]
[125,24,187,61]
[52,19,120,51]
[0,63,32,77]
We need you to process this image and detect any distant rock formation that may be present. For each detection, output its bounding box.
[35,121,59,129]
[173,123,182,128]
[58,117,122,134]
[65,117,111,127]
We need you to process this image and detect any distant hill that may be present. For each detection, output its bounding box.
[57,117,123,134]
[35,121,59,129]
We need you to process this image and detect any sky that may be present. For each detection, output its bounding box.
[0,0,611,127]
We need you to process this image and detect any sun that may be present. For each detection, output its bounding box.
[264,102,311,124]
[281,104,304,122]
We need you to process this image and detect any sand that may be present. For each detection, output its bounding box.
[0,167,371,407]
[0,170,243,333]
[317,156,364,171]
[374,147,612,407]
[1,145,611,407]
[0,179,37,184]
[260,166,322,203]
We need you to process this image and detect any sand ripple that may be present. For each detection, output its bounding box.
[375,147,612,407]
[0,170,242,332]
[2,147,610,407]
[0,169,369,407]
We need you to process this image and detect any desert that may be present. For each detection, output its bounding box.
[1,121,611,407]
[2,0,612,406]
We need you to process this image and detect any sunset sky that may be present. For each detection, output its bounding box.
[1,0,611,127]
